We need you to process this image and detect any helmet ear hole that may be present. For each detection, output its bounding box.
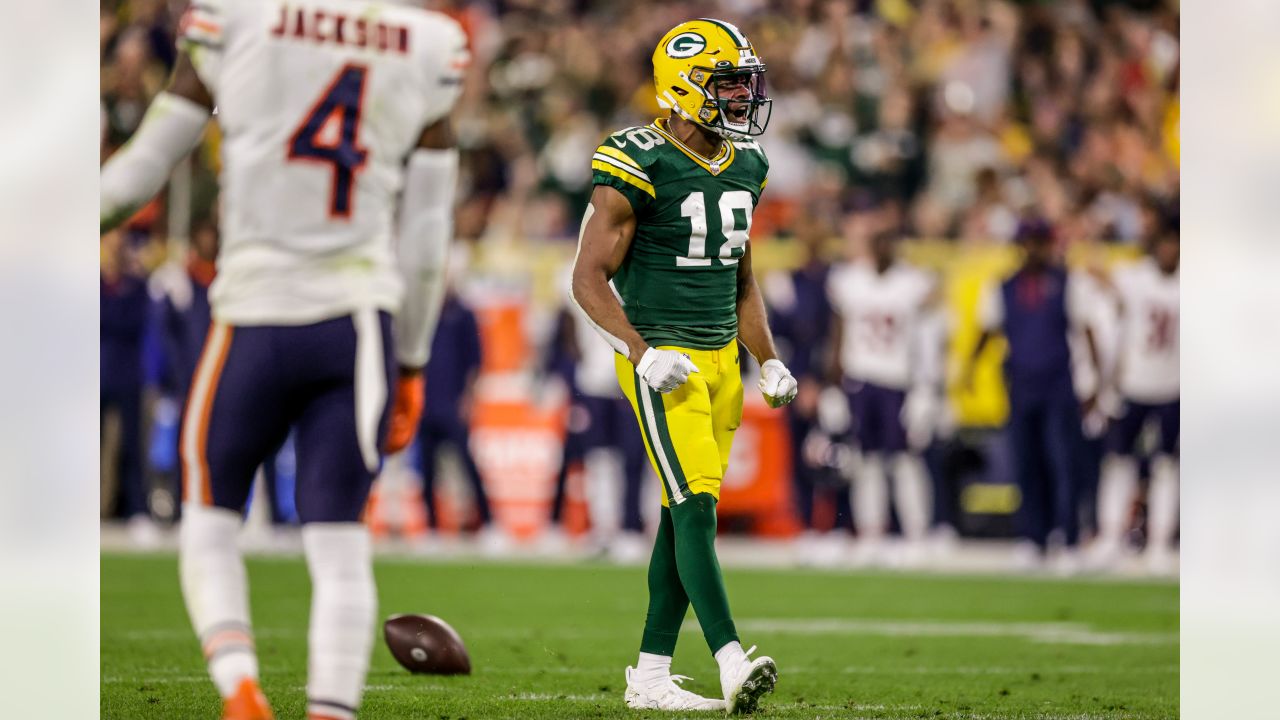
[672,87,688,97]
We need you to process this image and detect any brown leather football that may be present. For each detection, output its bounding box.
[383,614,472,675]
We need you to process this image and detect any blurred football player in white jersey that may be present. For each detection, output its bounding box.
[1091,222,1180,574]
[544,268,650,561]
[828,230,939,566]
[100,1,469,717]
[1066,236,1121,545]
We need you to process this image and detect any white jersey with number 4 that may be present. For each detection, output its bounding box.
[179,0,468,325]
[828,260,934,390]
[1114,258,1179,403]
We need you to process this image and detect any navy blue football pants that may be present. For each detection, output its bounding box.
[1008,375,1083,549]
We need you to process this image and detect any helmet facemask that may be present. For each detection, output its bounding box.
[683,63,772,140]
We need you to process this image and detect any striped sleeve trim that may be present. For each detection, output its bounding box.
[592,160,656,198]
[438,44,470,87]
[181,35,221,50]
[592,153,651,182]
[178,5,224,47]
[595,145,645,174]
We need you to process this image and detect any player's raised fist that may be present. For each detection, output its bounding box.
[758,359,797,408]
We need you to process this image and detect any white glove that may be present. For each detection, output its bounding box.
[758,359,798,408]
[901,387,939,451]
[636,348,699,393]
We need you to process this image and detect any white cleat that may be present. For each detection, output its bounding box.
[849,537,886,568]
[624,667,727,711]
[1051,547,1083,577]
[537,525,571,555]
[896,539,931,570]
[1010,541,1046,573]
[811,532,849,568]
[1144,546,1178,577]
[608,532,650,565]
[476,524,510,557]
[720,646,778,715]
[127,514,164,550]
[1084,537,1126,573]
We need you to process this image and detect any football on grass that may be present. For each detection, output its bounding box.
[383,614,471,675]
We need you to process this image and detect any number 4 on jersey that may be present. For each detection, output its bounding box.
[288,63,369,219]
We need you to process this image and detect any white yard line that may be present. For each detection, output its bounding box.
[830,664,1177,675]
[117,619,1176,646]
[733,618,1177,646]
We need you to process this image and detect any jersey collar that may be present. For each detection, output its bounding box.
[650,119,735,176]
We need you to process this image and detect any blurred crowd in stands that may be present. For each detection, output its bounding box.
[101,0,1179,573]
[103,0,1179,244]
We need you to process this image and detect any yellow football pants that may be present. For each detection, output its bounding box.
[616,340,743,506]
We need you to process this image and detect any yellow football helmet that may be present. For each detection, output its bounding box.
[652,18,772,140]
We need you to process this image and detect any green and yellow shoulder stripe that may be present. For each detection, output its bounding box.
[591,129,658,213]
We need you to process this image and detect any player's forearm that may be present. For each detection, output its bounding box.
[569,268,649,365]
[394,148,458,369]
[100,92,210,233]
[736,276,779,364]
[1081,325,1105,399]
[913,307,947,390]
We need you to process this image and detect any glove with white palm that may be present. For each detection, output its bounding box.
[636,348,700,393]
[758,359,798,408]
[901,386,939,451]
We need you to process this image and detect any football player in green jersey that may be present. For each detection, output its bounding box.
[570,18,798,715]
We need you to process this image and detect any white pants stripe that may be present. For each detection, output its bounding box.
[639,381,684,505]
[181,323,232,504]
[352,308,386,473]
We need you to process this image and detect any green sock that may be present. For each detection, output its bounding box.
[670,492,739,654]
[639,506,689,656]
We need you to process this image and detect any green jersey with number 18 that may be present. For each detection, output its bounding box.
[590,118,769,350]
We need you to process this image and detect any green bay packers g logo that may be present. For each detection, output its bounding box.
[666,32,706,59]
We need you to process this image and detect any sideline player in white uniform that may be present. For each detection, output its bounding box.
[545,268,651,561]
[1066,241,1121,546]
[100,1,469,717]
[828,230,939,566]
[571,288,653,559]
[1090,226,1180,574]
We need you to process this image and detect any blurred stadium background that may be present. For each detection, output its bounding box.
[100,0,1179,576]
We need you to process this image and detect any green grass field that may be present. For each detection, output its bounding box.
[102,553,1177,719]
